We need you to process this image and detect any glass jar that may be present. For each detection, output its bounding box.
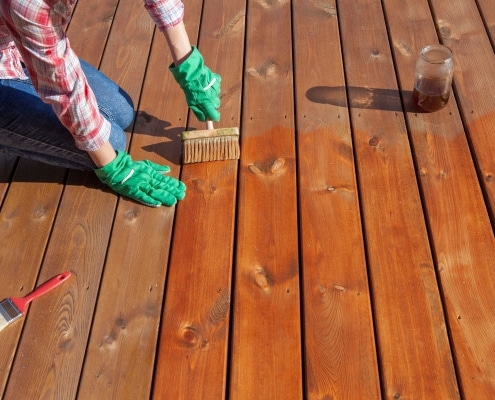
[413,45,454,112]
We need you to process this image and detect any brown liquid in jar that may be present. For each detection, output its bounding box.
[413,76,450,112]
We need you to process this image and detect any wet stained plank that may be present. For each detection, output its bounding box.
[338,0,459,397]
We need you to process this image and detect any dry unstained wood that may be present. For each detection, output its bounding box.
[0,161,65,397]
[152,0,243,398]
[293,0,381,398]
[74,1,177,399]
[229,1,303,399]
[338,0,459,397]
[3,171,115,400]
[3,0,143,397]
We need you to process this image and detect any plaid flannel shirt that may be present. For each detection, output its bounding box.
[0,0,184,152]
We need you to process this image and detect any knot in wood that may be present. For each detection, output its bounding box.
[33,206,48,219]
[369,137,380,147]
[116,317,127,330]
[439,26,451,39]
[58,337,74,351]
[253,267,273,290]
[123,208,139,222]
[270,158,286,174]
[179,326,201,347]
[334,284,347,292]
[248,158,287,179]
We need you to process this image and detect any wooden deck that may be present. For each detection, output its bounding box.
[1,0,495,398]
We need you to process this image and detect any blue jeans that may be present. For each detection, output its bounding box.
[0,60,133,170]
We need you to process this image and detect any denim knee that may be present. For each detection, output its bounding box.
[79,60,135,129]
[117,89,135,129]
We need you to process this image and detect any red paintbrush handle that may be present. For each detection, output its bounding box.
[11,271,72,313]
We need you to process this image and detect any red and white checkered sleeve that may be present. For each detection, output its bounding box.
[3,0,111,152]
[143,0,185,33]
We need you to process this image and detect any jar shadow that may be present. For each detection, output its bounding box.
[306,86,426,113]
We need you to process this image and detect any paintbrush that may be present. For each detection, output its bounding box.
[181,120,240,164]
[0,271,71,332]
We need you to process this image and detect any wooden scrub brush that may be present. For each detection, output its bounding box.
[181,121,240,164]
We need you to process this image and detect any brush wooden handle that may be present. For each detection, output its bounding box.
[206,120,214,130]
[11,271,72,313]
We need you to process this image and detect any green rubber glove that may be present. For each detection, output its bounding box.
[170,46,221,122]
[94,151,186,207]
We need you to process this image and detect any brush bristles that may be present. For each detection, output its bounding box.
[182,127,240,164]
[183,136,240,163]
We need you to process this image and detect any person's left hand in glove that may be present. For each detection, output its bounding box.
[93,150,186,207]
[170,46,221,122]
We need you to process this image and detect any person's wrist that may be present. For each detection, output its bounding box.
[88,141,118,168]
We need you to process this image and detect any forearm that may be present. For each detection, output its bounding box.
[164,21,192,66]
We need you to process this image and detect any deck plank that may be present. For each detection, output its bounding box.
[152,0,243,398]
[229,0,303,398]
[338,0,459,397]
[292,0,381,398]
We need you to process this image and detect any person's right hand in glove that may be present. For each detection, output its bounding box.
[170,46,221,122]
[94,151,186,207]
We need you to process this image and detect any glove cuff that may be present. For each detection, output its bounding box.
[94,150,127,184]
[169,46,203,85]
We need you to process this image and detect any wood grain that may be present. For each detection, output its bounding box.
[293,0,381,398]
[1,0,494,397]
